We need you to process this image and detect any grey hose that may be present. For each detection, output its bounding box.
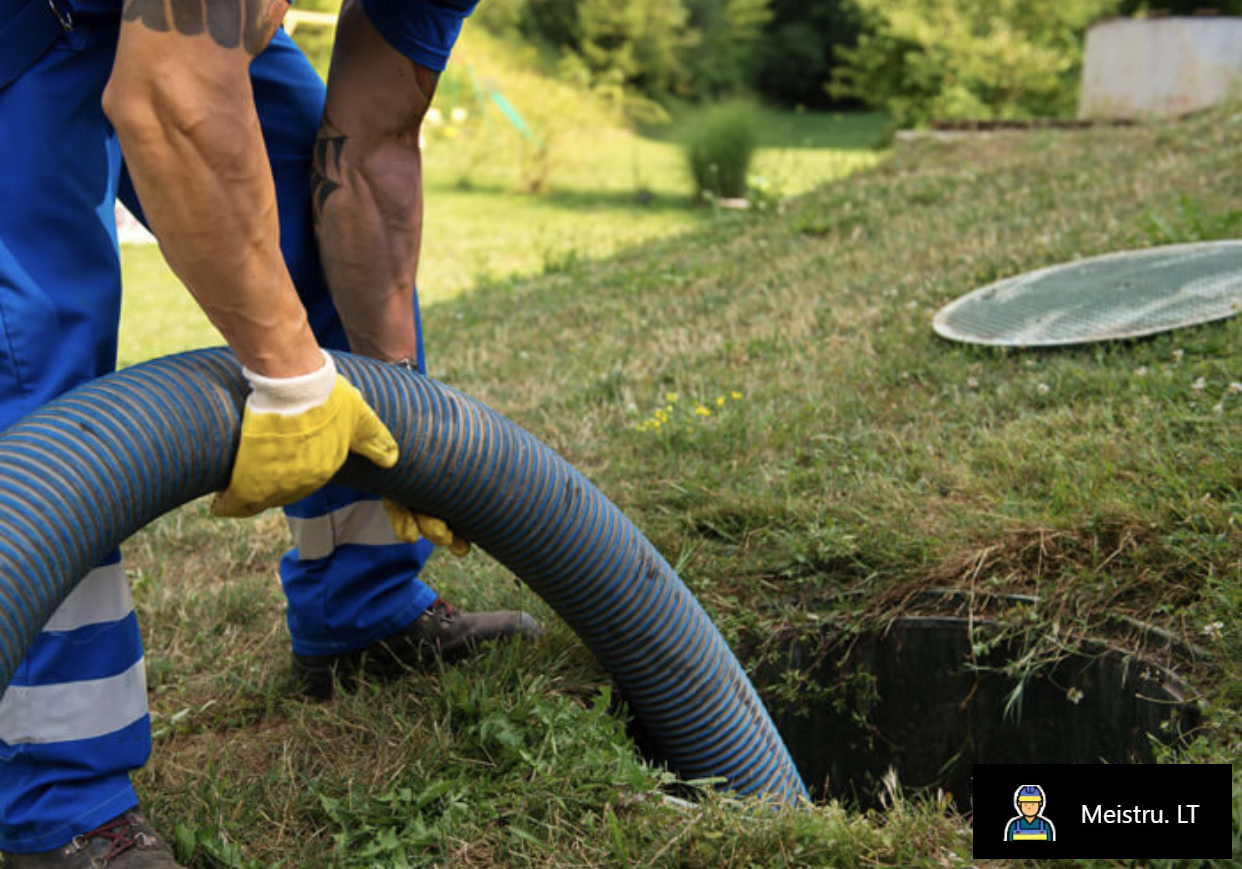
[0,348,807,804]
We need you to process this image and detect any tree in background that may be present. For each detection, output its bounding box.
[683,0,774,97]
[572,0,697,97]
[754,0,861,107]
[830,0,1122,127]
[476,0,774,103]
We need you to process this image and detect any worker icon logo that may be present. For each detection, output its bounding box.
[1005,785,1056,842]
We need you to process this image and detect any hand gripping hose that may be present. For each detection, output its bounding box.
[0,348,807,804]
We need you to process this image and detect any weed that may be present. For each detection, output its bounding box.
[1141,194,1242,244]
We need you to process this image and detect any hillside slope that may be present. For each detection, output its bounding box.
[128,107,1241,868]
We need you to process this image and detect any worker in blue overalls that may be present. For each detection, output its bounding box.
[1005,784,1057,842]
[0,0,537,865]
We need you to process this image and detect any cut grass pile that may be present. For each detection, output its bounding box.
[117,105,1241,868]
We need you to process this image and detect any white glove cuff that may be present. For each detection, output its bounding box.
[243,350,337,416]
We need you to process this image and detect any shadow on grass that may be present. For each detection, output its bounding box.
[436,179,710,217]
[536,188,703,214]
[640,109,892,151]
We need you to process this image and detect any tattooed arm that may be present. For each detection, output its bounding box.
[311,0,439,363]
[102,0,323,378]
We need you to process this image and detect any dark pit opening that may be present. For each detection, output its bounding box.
[749,613,1201,813]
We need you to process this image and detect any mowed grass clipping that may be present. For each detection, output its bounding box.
[119,107,1241,869]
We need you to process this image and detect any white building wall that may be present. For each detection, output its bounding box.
[1078,17,1242,119]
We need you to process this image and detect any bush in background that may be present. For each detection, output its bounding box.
[682,101,759,200]
[830,0,1122,127]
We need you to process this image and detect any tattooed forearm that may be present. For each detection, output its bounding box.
[121,0,281,55]
[310,62,439,224]
[311,115,347,224]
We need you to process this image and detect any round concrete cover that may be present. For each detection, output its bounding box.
[933,241,1242,347]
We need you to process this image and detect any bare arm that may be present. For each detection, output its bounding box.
[103,0,323,378]
[312,0,438,363]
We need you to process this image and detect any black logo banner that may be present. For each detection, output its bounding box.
[972,764,1235,859]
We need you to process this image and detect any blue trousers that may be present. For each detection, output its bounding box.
[0,14,439,853]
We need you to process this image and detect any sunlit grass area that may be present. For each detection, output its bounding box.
[117,24,887,368]
[117,109,884,366]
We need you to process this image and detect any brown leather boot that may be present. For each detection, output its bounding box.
[292,598,539,699]
[2,811,182,868]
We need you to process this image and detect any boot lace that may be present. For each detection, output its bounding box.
[71,814,154,866]
[430,598,457,620]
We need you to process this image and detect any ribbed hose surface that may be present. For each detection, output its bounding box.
[0,348,807,804]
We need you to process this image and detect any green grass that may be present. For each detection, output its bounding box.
[111,106,1242,868]
[117,27,884,367]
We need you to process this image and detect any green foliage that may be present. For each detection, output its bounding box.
[1120,0,1242,12]
[682,102,760,199]
[684,0,775,97]
[317,681,664,867]
[477,0,775,104]
[319,782,471,868]
[756,0,863,107]
[173,824,277,869]
[831,0,1123,126]
[1142,195,1242,245]
[570,0,697,97]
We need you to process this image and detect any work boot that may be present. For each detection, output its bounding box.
[2,811,182,868]
[292,598,539,699]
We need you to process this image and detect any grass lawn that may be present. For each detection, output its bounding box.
[111,104,1241,867]
[117,106,884,366]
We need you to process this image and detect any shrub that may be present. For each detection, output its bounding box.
[830,0,1123,127]
[682,102,759,200]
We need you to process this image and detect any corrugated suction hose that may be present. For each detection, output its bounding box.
[0,348,807,804]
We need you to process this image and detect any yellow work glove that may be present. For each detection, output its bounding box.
[383,500,471,557]
[213,351,399,518]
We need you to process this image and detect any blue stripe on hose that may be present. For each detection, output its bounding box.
[0,348,807,805]
[0,474,76,585]
[12,425,115,539]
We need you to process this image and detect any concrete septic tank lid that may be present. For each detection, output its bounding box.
[933,241,1242,347]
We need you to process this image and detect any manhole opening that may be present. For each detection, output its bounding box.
[748,615,1201,812]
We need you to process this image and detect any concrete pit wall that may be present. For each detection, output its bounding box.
[1078,16,1242,119]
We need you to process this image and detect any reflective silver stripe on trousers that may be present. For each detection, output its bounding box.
[41,561,132,632]
[285,500,401,561]
[0,658,148,744]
